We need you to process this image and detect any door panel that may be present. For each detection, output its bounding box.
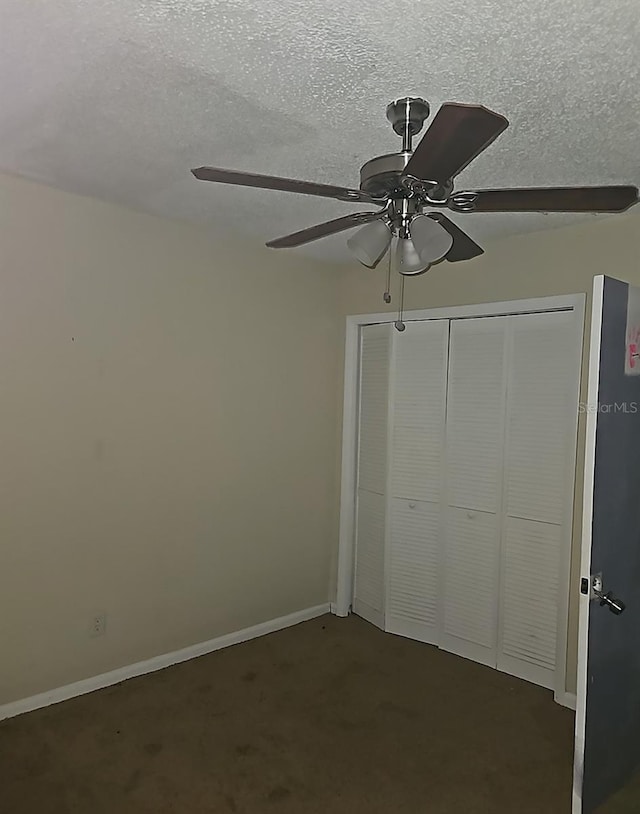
[353,324,391,629]
[354,489,386,628]
[440,507,500,667]
[498,310,580,691]
[386,498,441,644]
[446,317,508,513]
[357,324,390,495]
[390,320,449,502]
[574,276,640,813]
[385,320,449,642]
[504,311,577,524]
[498,516,561,689]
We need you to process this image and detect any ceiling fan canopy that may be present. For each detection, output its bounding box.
[191,96,638,273]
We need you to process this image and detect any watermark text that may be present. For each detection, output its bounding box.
[578,402,638,414]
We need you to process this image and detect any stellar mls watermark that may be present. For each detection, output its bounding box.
[578,402,639,414]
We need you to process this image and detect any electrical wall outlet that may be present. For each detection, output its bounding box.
[89,613,107,638]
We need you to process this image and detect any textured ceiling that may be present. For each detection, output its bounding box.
[1,0,639,263]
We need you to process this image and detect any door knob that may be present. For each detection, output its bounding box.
[590,574,626,615]
[596,591,626,615]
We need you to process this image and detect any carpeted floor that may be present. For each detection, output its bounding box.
[0,614,579,813]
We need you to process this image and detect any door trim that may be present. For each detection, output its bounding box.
[336,294,586,708]
[573,276,604,812]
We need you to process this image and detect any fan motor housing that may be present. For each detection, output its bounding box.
[359,152,412,197]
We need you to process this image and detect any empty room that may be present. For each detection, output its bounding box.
[1,1,639,812]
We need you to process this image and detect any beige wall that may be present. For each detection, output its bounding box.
[334,211,640,695]
[0,172,341,706]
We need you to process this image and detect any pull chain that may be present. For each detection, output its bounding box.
[395,274,406,332]
[383,245,392,304]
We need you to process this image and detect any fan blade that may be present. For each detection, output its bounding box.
[403,103,509,184]
[449,186,639,213]
[191,167,380,204]
[427,213,484,262]
[266,211,385,249]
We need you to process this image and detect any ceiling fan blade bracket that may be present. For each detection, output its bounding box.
[447,191,479,213]
[339,189,368,202]
[400,176,453,206]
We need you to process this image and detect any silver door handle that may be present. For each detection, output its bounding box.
[590,574,626,615]
[594,589,626,615]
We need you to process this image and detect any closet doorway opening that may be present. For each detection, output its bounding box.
[336,295,585,707]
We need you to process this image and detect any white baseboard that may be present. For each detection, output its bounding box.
[555,691,577,711]
[0,603,330,722]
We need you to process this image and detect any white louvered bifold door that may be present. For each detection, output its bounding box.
[385,320,449,644]
[497,311,577,688]
[354,323,391,629]
[441,317,508,666]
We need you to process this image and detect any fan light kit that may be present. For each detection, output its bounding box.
[192,96,638,329]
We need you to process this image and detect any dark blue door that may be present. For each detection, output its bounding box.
[574,276,640,813]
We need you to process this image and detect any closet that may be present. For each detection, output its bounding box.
[352,308,579,692]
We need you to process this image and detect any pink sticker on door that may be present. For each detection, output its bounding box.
[625,286,640,376]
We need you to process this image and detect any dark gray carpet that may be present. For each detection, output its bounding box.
[1,614,580,813]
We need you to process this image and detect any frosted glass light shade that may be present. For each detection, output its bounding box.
[410,215,454,263]
[396,236,429,275]
[347,220,392,268]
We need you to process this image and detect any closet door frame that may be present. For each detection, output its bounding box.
[336,295,585,708]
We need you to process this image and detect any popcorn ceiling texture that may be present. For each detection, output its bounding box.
[1,0,639,262]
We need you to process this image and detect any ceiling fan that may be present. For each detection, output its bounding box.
[192,97,638,321]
